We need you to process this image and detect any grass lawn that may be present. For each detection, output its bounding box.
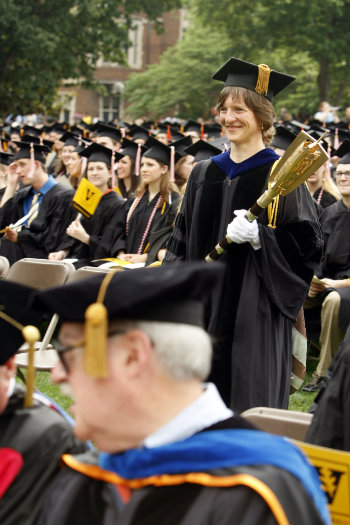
[17,350,320,415]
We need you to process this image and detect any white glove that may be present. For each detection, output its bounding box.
[226,209,261,250]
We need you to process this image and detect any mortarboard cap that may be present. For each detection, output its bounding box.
[334,140,350,164]
[20,134,54,149]
[212,57,295,101]
[204,123,222,139]
[79,142,124,165]
[13,142,50,163]
[128,124,150,142]
[143,136,181,166]
[22,125,42,137]
[183,120,201,133]
[120,138,147,159]
[184,139,222,163]
[60,131,83,147]
[94,124,122,143]
[0,151,14,166]
[284,120,310,135]
[270,125,297,151]
[210,136,231,151]
[170,135,193,157]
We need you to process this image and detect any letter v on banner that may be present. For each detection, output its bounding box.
[72,178,103,218]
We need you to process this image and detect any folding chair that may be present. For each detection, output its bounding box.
[240,407,313,442]
[5,258,75,370]
[66,265,118,283]
[0,256,10,279]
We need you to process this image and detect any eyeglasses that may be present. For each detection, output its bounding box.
[335,172,350,179]
[54,329,126,374]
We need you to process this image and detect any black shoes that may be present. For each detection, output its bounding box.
[302,372,325,392]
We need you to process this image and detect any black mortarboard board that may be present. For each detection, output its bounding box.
[284,120,310,135]
[120,138,147,159]
[170,135,193,157]
[94,124,122,143]
[184,139,222,163]
[334,140,350,163]
[212,57,295,101]
[20,134,54,149]
[270,125,297,151]
[183,120,201,133]
[22,125,42,137]
[328,127,350,145]
[79,142,124,165]
[13,142,50,163]
[0,151,14,166]
[210,136,231,151]
[44,123,66,136]
[204,123,222,139]
[0,129,10,141]
[31,262,224,327]
[143,136,181,166]
[60,131,83,147]
[168,128,185,142]
[128,124,150,142]
[0,280,44,365]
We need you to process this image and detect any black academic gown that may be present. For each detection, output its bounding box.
[0,386,86,525]
[36,417,326,525]
[164,159,323,411]
[305,321,350,451]
[313,188,337,209]
[0,184,76,265]
[67,190,126,268]
[316,200,350,331]
[125,190,180,256]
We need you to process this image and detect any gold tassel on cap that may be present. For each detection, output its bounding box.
[22,325,40,408]
[84,270,117,378]
[255,64,271,96]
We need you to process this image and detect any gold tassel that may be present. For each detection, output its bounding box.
[255,64,271,96]
[267,194,279,229]
[84,270,117,378]
[22,325,40,408]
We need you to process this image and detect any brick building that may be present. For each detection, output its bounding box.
[58,9,189,124]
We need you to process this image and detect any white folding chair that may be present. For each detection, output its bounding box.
[0,256,10,279]
[240,407,313,442]
[5,258,75,370]
[66,265,116,283]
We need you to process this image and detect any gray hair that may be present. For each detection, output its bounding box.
[110,320,212,381]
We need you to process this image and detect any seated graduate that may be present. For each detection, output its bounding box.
[49,143,126,268]
[0,142,76,265]
[305,321,350,452]
[32,262,330,525]
[116,138,146,199]
[0,280,86,525]
[118,136,181,265]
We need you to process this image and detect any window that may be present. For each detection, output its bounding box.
[100,83,124,122]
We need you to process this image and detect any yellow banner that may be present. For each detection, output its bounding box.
[72,178,102,218]
[295,440,350,525]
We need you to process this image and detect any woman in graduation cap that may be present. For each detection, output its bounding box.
[49,143,126,268]
[116,138,146,199]
[118,137,181,264]
[164,57,323,412]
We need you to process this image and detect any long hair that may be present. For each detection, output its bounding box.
[117,156,139,197]
[216,86,276,145]
[137,159,179,204]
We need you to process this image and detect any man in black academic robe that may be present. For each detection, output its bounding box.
[0,142,76,265]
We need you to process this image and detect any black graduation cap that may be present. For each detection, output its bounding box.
[212,57,295,101]
[13,142,50,163]
[20,134,54,149]
[31,262,224,328]
[120,138,147,159]
[204,123,222,139]
[183,120,201,133]
[94,123,122,143]
[143,136,181,166]
[184,139,222,163]
[22,125,42,137]
[44,123,66,136]
[128,124,150,142]
[79,142,124,165]
[284,120,310,135]
[60,131,83,147]
[168,128,185,142]
[170,135,193,157]
[334,139,350,164]
[328,127,350,146]
[210,136,231,151]
[0,280,44,365]
[270,125,297,151]
[0,151,14,166]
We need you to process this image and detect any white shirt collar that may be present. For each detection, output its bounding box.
[143,382,233,449]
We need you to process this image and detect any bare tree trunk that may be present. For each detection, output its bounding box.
[317,57,331,101]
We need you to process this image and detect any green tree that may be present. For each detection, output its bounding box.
[0,0,181,116]
[188,0,350,109]
[124,24,232,119]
